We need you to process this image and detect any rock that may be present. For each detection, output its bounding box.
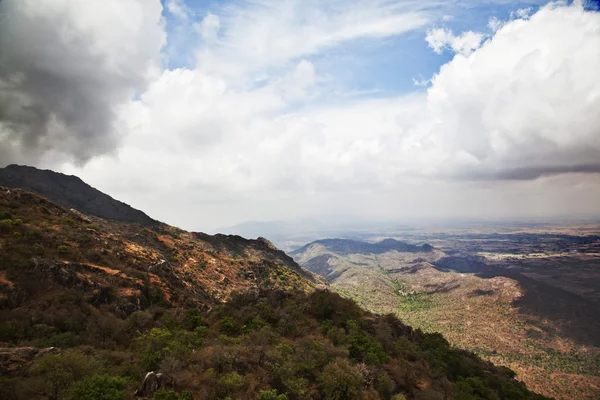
[0,346,59,374]
[134,371,175,399]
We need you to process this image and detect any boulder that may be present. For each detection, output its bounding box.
[134,371,174,399]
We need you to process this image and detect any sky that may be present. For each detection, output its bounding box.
[1,0,600,232]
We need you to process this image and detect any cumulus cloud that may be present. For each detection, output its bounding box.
[427,2,600,180]
[0,0,165,165]
[426,28,485,56]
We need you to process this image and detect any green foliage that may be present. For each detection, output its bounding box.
[64,374,128,400]
[184,308,205,331]
[62,217,76,226]
[346,320,388,365]
[219,316,240,335]
[153,390,194,400]
[29,349,105,398]
[58,244,70,254]
[134,326,201,370]
[2,287,549,400]
[260,389,289,400]
[217,372,244,397]
[319,358,363,400]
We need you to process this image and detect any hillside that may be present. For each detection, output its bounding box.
[0,179,547,399]
[0,165,158,226]
[292,238,600,400]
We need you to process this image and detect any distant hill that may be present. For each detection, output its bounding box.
[0,164,157,226]
[291,238,434,257]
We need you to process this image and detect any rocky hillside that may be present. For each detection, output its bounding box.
[0,165,157,226]
[0,177,548,399]
[0,186,320,313]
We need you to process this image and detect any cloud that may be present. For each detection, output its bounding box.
[166,0,190,20]
[3,0,600,228]
[427,2,600,180]
[426,28,485,56]
[195,12,221,41]
[0,0,165,165]
[196,0,430,78]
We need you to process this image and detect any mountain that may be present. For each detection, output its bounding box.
[0,172,548,400]
[292,236,600,400]
[0,164,157,226]
[292,238,434,257]
[291,238,440,282]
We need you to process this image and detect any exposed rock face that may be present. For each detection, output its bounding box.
[134,371,175,399]
[0,347,59,374]
[0,164,157,226]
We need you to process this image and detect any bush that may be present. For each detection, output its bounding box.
[260,389,289,400]
[153,389,194,400]
[319,358,363,400]
[217,372,244,397]
[64,374,128,400]
[29,349,104,398]
[58,245,70,254]
[219,316,240,335]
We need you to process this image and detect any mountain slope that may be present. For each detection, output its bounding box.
[0,186,322,314]
[0,164,157,226]
[0,175,548,400]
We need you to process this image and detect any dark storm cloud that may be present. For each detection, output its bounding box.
[0,0,165,165]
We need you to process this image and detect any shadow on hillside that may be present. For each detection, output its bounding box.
[434,256,600,347]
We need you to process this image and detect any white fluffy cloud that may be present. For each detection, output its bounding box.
[427,2,600,180]
[426,28,484,56]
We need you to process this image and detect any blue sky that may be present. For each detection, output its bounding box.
[160,0,552,96]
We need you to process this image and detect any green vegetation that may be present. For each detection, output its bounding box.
[2,288,549,399]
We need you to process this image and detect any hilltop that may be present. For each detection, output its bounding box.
[0,171,549,399]
[0,165,157,226]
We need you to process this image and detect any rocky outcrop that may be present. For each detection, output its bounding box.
[134,371,175,399]
[0,347,59,374]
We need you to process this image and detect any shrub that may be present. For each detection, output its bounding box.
[58,245,70,254]
[319,358,363,400]
[217,372,244,397]
[219,316,240,335]
[29,349,104,398]
[64,374,128,400]
[260,389,289,400]
[153,390,194,400]
[62,217,76,226]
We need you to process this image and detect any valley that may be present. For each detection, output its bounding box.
[290,227,600,400]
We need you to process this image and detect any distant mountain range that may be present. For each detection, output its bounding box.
[291,238,433,257]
